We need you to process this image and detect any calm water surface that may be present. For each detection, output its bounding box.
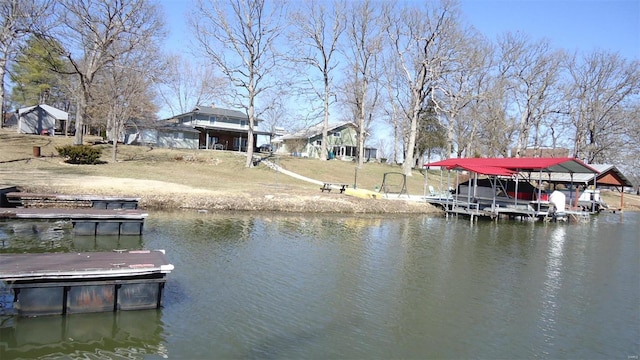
[0,211,638,359]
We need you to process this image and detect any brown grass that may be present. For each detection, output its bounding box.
[0,129,441,213]
[2,128,637,212]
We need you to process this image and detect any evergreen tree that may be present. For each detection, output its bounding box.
[10,36,67,108]
[414,99,447,166]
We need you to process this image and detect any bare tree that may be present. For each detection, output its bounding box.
[380,68,405,165]
[565,51,639,163]
[157,54,224,116]
[0,0,53,125]
[90,40,161,161]
[343,0,383,168]
[475,76,517,157]
[45,0,164,145]
[619,100,640,192]
[383,0,461,175]
[192,0,285,168]
[431,32,492,159]
[497,32,564,158]
[289,0,345,161]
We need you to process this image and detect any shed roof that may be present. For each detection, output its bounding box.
[18,104,68,120]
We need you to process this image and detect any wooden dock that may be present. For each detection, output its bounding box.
[0,250,173,316]
[4,192,140,209]
[424,196,592,222]
[0,207,148,235]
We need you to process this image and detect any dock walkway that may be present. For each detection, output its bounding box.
[0,250,173,281]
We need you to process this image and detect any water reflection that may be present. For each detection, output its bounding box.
[0,221,70,253]
[0,310,167,359]
[539,225,567,348]
[0,219,143,254]
[1,211,638,359]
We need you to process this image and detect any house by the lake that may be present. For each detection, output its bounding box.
[274,121,377,161]
[163,105,271,151]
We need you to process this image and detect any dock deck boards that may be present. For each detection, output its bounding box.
[0,207,147,220]
[4,192,140,209]
[0,250,172,281]
[5,192,140,202]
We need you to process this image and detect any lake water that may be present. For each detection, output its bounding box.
[1,211,638,359]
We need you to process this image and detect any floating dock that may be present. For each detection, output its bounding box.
[0,250,173,316]
[0,207,147,235]
[3,192,140,209]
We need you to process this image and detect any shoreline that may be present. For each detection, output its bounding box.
[18,183,443,214]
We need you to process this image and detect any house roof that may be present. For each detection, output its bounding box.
[278,121,354,140]
[19,104,68,120]
[167,105,267,125]
[190,105,249,119]
[425,157,599,175]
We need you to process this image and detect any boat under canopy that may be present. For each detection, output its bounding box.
[423,157,600,221]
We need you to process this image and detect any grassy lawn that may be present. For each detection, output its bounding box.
[2,128,637,211]
[0,128,446,196]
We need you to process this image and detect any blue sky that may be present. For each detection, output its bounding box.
[458,0,639,60]
[160,0,640,60]
[157,0,638,122]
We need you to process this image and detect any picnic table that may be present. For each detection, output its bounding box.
[320,183,349,194]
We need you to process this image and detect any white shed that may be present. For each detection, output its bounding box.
[17,104,68,135]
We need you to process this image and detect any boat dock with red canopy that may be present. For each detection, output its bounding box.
[423,157,600,221]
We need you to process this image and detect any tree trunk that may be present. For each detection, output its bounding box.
[73,95,85,145]
[0,60,5,129]
[245,90,255,168]
[111,120,119,162]
[321,75,330,161]
[402,90,421,176]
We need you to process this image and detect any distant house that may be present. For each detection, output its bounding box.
[122,120,200,149]
[513,147,571,158]
[163,105,271,151]
[543,164,634,210]
[275,121,377,161]
[543,164,633,188]
[8,104,68,135]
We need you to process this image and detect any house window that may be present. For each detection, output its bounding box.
[315,140,322,146]
[240,120,247,127]
[333,132,341,137]
[173,132,184,139]
[233,137,248,150]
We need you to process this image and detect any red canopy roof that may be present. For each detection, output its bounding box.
[425,157,599,175]
[435,163,517,176]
